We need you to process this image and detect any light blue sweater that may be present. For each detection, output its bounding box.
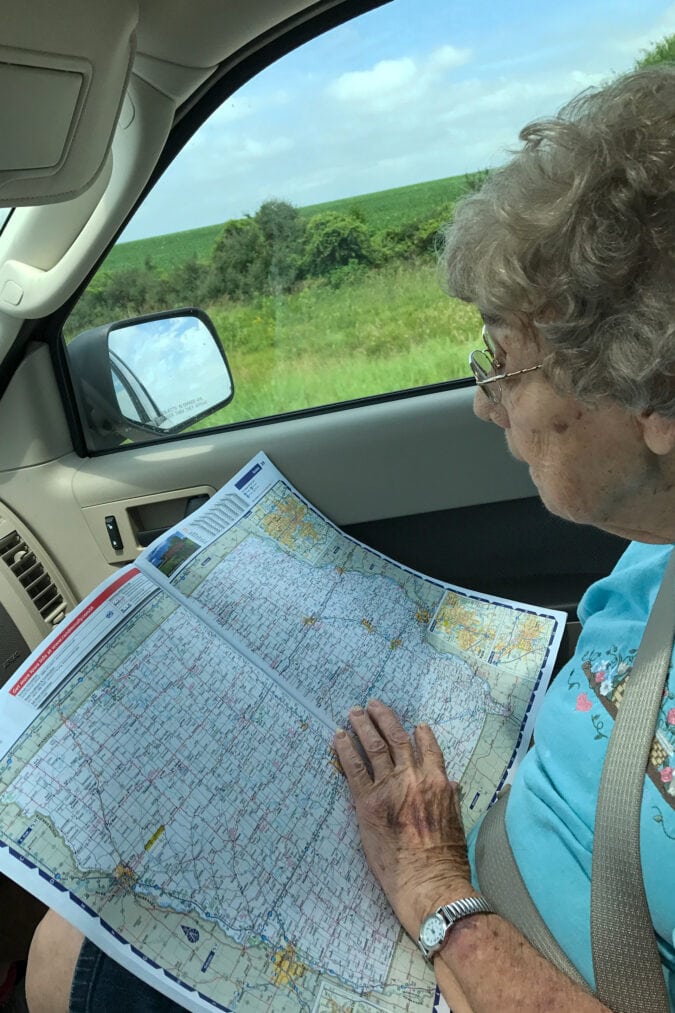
[468,541,675,1006]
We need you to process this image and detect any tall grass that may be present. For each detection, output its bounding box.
[199,259,478,427]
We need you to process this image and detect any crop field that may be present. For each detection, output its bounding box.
[298,174,469,234]
[103,172,470,276]
[104,222,223,275]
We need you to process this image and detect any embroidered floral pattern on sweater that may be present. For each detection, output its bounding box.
[568,645,675,809]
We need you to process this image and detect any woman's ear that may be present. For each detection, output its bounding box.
[639,410,675,455]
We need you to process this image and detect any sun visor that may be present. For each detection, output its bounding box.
[0,0,138,206]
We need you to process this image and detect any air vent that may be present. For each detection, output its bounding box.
[0,530,67,626]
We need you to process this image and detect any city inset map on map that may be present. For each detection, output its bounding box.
[0,453,564,1012]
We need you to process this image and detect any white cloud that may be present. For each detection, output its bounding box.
[180,133,295,187]
[328,44,472,112]
[439,68,608,131]
[428,44,472,72]
[569,70,607,88]
[329,57,417,102]
[209,98,256,126]
[241,137,293,159]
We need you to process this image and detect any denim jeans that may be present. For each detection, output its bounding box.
[70,939,185,1012]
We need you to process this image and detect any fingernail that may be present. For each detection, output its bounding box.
[334,729,347,738]
[349,707,364,716]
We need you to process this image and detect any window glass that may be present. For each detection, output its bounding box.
[65,0,674,438]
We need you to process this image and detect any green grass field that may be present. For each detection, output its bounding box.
[103,172,470,276]
[194,259,478,428]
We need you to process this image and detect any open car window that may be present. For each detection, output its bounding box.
[63,0,672,450]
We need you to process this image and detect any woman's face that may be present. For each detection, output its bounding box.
[472,318,673,543]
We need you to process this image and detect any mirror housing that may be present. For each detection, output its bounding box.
[68,308,234,450]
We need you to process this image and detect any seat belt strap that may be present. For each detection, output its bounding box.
[475,549,675,1013]
[591,549,675,1012]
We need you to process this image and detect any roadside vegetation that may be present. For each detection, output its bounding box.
[67,170,483,337]
[66,171,485,423]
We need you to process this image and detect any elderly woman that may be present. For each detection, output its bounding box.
[334,64,675,1013]
[25,65,674,1013]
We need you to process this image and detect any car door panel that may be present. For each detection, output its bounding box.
[0,345,625,633]
[69,386,625,606]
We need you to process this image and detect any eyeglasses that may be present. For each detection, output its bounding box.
[469,325,543,403]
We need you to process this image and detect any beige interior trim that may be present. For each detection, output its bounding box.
[0,0,138,206]
[72,387,535,525]
[82,486,215,565]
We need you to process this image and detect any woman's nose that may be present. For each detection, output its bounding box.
[473,386,492,421]
[473,386,509,428]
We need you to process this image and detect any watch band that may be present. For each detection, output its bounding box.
[418,895,494,960]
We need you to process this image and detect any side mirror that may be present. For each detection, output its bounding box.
[67,308,234,450]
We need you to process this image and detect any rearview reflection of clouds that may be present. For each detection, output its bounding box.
[109,317,232,427]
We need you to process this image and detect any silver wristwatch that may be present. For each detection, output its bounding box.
[418,896,494,959]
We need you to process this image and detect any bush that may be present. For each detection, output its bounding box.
[210,201,306,300]
[461,168,489,194]
[376,202,454,262]
[303,211,374,276]
[325,260,369,288]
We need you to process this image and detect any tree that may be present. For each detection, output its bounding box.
[211,218,266,300]
[254,199,305,293]
[377,201,456,262]
[156,256,209,308]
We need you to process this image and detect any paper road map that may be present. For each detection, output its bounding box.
[0,453,564,1012]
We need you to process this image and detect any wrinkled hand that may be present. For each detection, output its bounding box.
[334,699,476,939]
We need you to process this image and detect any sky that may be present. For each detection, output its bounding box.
[123,0,675,241]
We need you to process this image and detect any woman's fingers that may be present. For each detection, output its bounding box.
[333,728,373,794]
[335,701,444,796]
[334,700,418,788]
[414,721,446,773]
[347,706,396,779]
[365,700,416,768]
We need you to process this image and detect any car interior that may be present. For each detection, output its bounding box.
[0,0,632,695]
[2,1,660,1004]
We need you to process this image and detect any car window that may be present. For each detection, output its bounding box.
[64,0,672,445]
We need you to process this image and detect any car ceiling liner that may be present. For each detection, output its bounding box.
[0,0,138,207]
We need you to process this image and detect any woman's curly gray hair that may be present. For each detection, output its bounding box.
[442,64,675,417]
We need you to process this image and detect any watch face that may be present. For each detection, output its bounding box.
[420,913,447,949]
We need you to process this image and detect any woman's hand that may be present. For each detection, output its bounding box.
[334,699,476,939]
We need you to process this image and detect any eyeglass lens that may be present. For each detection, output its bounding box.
[482,327,503,368]
[469,326,503,403]
[470,348,493,383]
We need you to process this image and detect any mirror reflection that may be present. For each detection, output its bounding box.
[108,314,233,432]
